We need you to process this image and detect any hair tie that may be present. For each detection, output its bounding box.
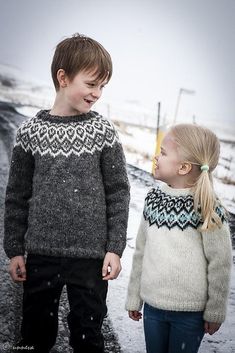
[201,164,209,172]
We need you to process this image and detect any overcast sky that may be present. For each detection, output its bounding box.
[0,0,234,125]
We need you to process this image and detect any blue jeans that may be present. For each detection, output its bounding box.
[144,303,205,353]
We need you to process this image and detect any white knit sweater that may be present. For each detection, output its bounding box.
[125,183,233,323]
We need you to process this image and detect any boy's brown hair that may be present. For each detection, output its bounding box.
[51,33,113,91]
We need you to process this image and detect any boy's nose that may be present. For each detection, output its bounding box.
[91,87,101,98]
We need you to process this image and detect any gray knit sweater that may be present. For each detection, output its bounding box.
[4,110,130,259]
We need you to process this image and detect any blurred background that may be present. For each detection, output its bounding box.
[0,0,235,129]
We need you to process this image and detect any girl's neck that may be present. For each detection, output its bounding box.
[166,175,195,189]
[168,180,190,189]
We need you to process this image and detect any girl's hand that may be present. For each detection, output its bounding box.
[102,252,121,280]
[9,256,26,282]
[204,321,221,335]
[128,310,142,321]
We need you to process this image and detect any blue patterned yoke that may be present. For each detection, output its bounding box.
[144,188,202,230]
[143,187,226,231]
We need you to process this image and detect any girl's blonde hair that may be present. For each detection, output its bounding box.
[170,123,222,231]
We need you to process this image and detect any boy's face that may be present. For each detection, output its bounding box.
[60,70,108,116]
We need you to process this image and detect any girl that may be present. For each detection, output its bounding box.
[125,123,232,353]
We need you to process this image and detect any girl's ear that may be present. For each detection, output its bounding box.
[56,69,68,88]
[178,162,192,175]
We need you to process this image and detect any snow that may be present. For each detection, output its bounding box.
[0,62,235,352]
[0,63,54,109]
[107,177,148,353]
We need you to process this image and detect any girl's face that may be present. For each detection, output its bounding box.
[154,132,183,186]
[59,69,108,116]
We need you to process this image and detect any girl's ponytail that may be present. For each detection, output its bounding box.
[193,165,222,230]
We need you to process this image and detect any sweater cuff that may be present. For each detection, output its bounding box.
[203,309,226,324]
[5,249,25,259]
[125,297,143,312]
[4,240,25,259]
[106,240,126,258]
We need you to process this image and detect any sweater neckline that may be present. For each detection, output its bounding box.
[36,109,97,123]
[160,182,193,196]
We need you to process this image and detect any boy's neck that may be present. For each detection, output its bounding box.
[50,93,87,117]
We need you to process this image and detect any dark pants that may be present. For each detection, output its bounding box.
[144,303,205,353]
[18,254,108,353]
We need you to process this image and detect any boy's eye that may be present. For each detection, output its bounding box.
[86,82,106,89]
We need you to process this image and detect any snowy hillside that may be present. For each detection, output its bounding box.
[0,63,54,109]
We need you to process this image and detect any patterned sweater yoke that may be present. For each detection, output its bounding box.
[143,186,203,230]
[4,110,130,260]
[16,110,120,157]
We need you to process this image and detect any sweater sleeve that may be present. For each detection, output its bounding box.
[100,135,130,257]
[201,218,233,323]
[125,216,147,311]
[4,128,35,259]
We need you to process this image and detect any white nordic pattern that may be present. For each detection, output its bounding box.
[15,115,119,157]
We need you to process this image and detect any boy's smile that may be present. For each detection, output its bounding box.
[84,98,95,105]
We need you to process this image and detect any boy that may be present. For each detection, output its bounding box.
[4,33,130,353]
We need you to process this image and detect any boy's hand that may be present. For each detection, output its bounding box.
[102,252,121,280]
[204,321,221,335]
[9,256,26,282]
[128,310,142,321]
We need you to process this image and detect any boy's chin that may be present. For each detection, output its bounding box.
[84,107,92,113]
[76,108,91,115]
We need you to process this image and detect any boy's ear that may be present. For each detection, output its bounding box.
[57,69,68,88]
[178,162,192,175]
